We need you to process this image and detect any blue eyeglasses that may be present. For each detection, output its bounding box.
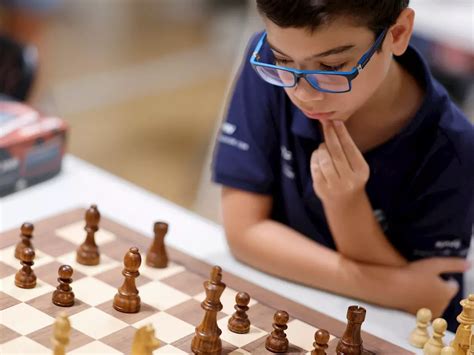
[250,29,388,93]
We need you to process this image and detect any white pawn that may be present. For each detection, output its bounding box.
[469,325,473,355]
[440,346,455,355]
[423,318,447,355]
[410,308,432,348]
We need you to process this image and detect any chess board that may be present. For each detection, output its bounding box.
[0,208,412,354]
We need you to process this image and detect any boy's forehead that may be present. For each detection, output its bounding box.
[264,17,373,59]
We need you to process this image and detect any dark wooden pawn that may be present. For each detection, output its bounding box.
[312,329,330,355]
[228,291,251,334]
[14,222,34,260]
[146,222,168,268]
[15,247,36,288]
[265,310,289,353]
[76,204,100,266]
[52,265,75,307]
[191,265,226,355]
[336,306,366,355]
[113,247,141,313]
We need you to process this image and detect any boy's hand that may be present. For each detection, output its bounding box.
[395,257,468,317]
[311,120,370,205]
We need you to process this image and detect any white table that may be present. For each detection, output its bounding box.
[0,155,454,353]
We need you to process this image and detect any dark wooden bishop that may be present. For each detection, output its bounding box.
[113,247,141,313]
[265,310,289,353]
[191,265,226,355]
[146,222,168,268]
[336,305,366,355]
[228,291,251,334]
[76,204,100,265]
[312,329,330,355]
[15,247,36,288]
[14,222,34,260]
[52,265,75,307]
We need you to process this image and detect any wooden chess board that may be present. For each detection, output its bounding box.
[0,208,412,354]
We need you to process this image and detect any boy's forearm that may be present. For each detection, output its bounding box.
[323,191,407,267]
[228,219,406,309]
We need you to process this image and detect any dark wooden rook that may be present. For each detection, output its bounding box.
[76,204,100,265]
[191,265,226,355]
[14,222,34,260]
[146,222,168,268]
[113,247,141,313]
[336,305,366,355]
[52,265,75,307]
[228,291,251,334]
[265,310,289,353]
[312,329,330,355]
[15,247,36,288]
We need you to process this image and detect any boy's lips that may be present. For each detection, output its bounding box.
[302,110,336,120]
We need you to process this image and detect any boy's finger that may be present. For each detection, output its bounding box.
[318,143,339,182]
[333,121,366,170]
[321,120,352,175]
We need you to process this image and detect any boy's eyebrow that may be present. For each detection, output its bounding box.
[267,39,355,60]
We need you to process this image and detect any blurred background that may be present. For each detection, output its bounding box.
[0,0,473,223]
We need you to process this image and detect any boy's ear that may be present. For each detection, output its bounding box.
[388,8,415,56]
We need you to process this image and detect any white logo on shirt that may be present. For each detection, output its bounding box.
[435,239,461,250]
[222,122,236,135]
[281,146,292,161]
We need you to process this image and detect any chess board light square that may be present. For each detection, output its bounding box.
[139,262,185,281]
[73,276,117,306]
[217,315,267,348]
[69,308,128,339]
[0,245,54,269]
[55,221,116,245]
[69,340,122,354]
[133,311,195,344]
[286,319,333,351]
[56,251,120,276]
[0,275,54,302]
[0,303,54,335]
[155,344,189,354]
[193,287,258,315]
[0,336,50,354]
[139,280,191,310]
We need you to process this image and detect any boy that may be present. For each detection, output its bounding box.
[212,0,474,331]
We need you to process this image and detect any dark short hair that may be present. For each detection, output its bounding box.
[256,0,410,35]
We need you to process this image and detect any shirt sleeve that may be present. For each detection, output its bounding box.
[211,33,280,194]
[387,139,474,260]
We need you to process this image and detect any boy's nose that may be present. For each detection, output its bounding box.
[293,78,324,102]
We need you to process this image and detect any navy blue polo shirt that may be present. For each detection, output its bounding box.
[212,33,474,330]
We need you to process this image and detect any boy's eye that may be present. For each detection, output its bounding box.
[320,63,346,71]
[274,58,292,66]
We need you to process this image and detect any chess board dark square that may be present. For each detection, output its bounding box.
[34,235,77,257]
[242,335,306,354]
[26,292,89,318]
[0,324,20,344]
[99,325,166,353]
[160,269,207,296]
[0,262,16,279]
[166,298,226,326]
[28,323,93,351]
[171,333,239,354]
[0,291,20,310]
[96,300,158,324]
[247,302,280,333]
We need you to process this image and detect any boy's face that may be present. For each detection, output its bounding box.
[264,17,392,123]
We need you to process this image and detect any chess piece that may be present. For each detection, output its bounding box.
[113,247,141,313]
[191,265,226,355]
[51,312,71,355]
[131,324,160,355]
[52,265,75,307]
[423,318,447,355]
[440,346,456,355]
[451,294,474,355]
[265,310,289,353]
[76,204,100,265]
[336,305,366,355]
[469,325,473,355]
[146,222,169,268]
[15,247,36,288]
[228,291,251,334]
[14,222,34,260]
[410,308,432,348]
[312,329,330,355]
